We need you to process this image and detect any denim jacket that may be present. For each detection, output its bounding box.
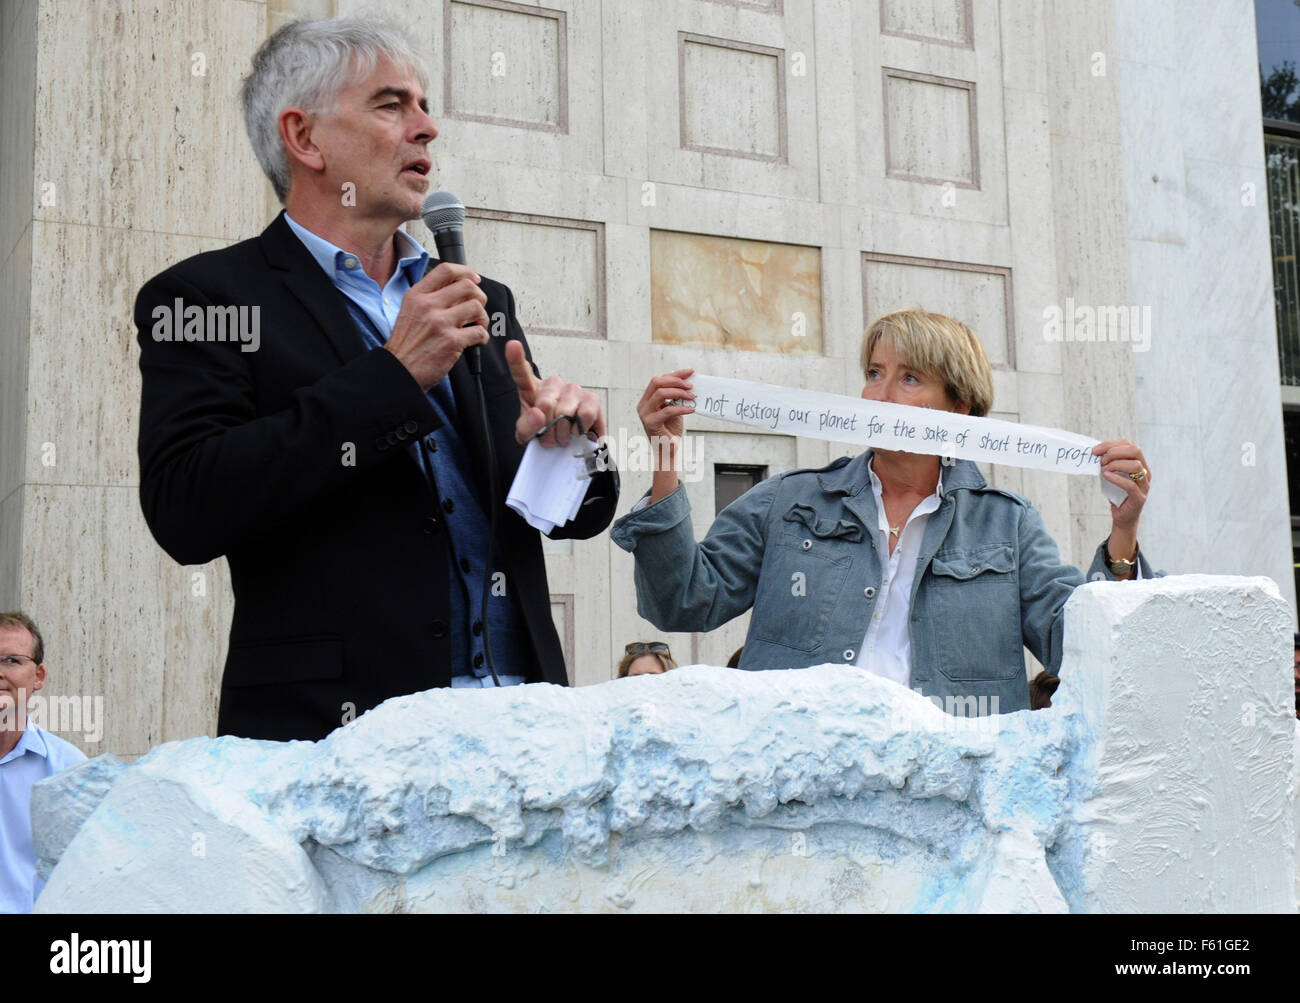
[610,451,1155,713]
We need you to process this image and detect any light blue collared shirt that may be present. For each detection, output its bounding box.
[1,723,86,913]
[283,213,429,338]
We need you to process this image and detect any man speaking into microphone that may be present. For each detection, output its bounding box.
[133,16,618,742]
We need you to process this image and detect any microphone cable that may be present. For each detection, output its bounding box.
[470,352,503,687]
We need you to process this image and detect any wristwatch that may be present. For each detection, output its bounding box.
[1106,544,1138,577]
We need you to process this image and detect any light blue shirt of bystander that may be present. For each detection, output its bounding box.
[1,723,86,913]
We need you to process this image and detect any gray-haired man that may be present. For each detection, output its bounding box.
[134,17,618,741]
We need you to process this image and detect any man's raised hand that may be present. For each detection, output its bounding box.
[506,339,604,447]
[384,263,489,390]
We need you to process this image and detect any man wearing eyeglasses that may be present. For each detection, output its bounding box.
[0,612,85,913]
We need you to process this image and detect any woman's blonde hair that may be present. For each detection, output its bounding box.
[859,308,994,418]
[616,644,678,678]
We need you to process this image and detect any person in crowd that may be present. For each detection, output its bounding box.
[611,308,1155,714]
[726,647,743,668]
[133,17,617,742]
[617,641,678,678]
[0,612,85,913]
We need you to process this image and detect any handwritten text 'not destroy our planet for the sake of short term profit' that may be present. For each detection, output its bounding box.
[685,375,1126,505]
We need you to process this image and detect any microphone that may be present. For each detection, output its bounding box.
[420,190,479,375]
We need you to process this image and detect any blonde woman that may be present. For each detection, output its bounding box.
[611,308,1154,714]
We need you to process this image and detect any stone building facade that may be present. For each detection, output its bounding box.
[0,0,1288,756]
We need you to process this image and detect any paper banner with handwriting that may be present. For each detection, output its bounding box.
[689,375,1127,506]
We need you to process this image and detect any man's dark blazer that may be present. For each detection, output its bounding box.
[134,212,619,742]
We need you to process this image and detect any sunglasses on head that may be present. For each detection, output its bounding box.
[625,642,670,656]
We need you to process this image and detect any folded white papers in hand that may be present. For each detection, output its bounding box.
[506,438,594,533]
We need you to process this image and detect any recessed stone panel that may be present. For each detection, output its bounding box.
[679,33,785,161]
[862,253,1012,369]
[453,210,604,338]
[651,230,821,354]
[445,0,567,132]
[883,70,978,187]
[880,0,973,47]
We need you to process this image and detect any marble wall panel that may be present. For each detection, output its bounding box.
[1175,0,1270,168]
[1116,59,1187,245]
[445,0,566,131]
[1181,158,1274,342]
[644,1,818,201]
[0,226,33,509]
[997,0,1047,93]
[650,230,822,355]
[1043,0,1122,145]
[1200,336,1287,524]
[462,210,604,337]
[1001,86,1061,376]
[679,33,784,160]
[883,70,977,187]
[25,223,229,490]
[879,0,971,48]
[0,0,36,553]
[1112,0,1176,71]
[861,253,1012,369]
[600,0,648,180]
[32,0,265,239]
[0,0,36,268]
[1044,0,1139,565]
[1047,213,1134,547]
[856,0,1008,227]
[811,0,857,208]
[1127,239,1196,429]
[0,489,21,612]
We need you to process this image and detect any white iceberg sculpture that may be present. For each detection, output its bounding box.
[31,576,1297,913]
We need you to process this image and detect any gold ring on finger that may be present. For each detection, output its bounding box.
[1128,467,1148,483]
